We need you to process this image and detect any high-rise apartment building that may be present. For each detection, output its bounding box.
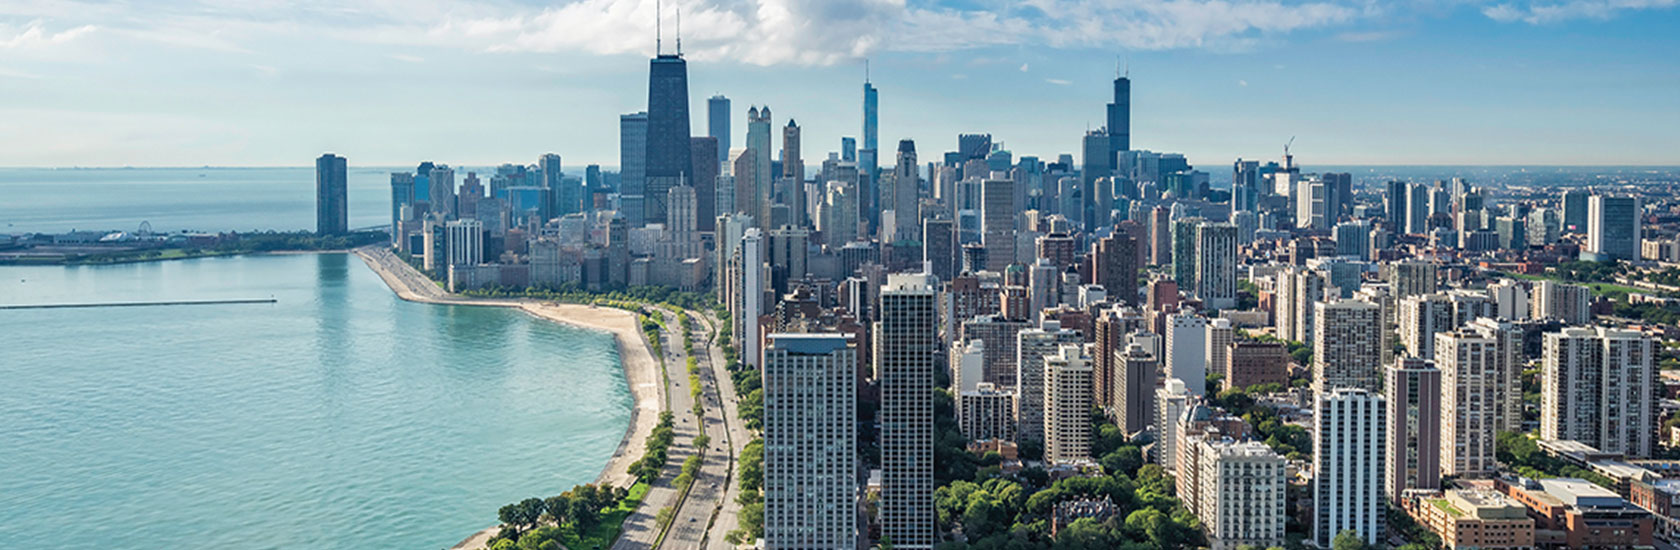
[1531,280,1591,325]
[1094,233,1141,306]
[1313,299,1384,394]
[1017,321,1082,443]
[877,273,939,549]
[1194,222,1238,309]
[980,177,1015,271]
[1233,159,1260,212]
[762,333,857,549]
[1542,327,1656,458]
[1165,313,1209,397]
[1436,330,1498,478]
[444,218,482,268]
[1385,357,1441,500]
[1155,378,1193,470]
[1275,267,1326,344]
[1390,261,1438,298]
[1043,344,1093,465]
[315,153,348,235]
[739,228,764,368]
[1313,388,1387,548]
[1117,341,1158,436]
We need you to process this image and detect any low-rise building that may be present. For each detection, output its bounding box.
[1405,487,1535,550]
[1632,479,1680,543]
[1498,477,1654,549]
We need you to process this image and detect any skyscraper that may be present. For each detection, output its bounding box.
[878,273,938,549]
[892,139,920,244]
[1093,233,1140,306]
[1385,357,1441,500]
[644,52,692,226]
[1435,329,1498,478]
[1017,321,1081,443]
[619,112,649,226]
[1313,299,1383,394]
[1194,222,1238,310]
[1080,131,1110,229]
[740,228,764,368]
[980,177,1014,271]
[1108,71,1130,159]
[689,137,718,231]
[747,107,773,225]
[1199,441,1287,550]
[1585,194,1642,261]
[707,94,730,164]
[1043,344,1093,465]
[781,119,804,226]
[1232,159,1260,212]
[1385,180,1409,229]
[315,153,347,235]
[1313,388,1387,548]
[861,77,880,233]
[763,333,858,548]
[1165,312,1208,397]
[1561,189,1589,232]
[1275,267,1326,344]
[1542,327,1656,458]
[389,172,414,246]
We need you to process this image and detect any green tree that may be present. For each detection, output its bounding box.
[542,494,570,527]
[1332,530,1369,550]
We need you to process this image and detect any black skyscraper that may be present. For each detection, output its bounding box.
[1107,74,1130,167]
[644,53,692,226]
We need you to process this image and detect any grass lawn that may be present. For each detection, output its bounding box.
[1498,271,1643,297]
[1429,498,1465,518]
[562,481,649,550]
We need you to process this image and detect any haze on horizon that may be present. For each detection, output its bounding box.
[0,0,1676,168]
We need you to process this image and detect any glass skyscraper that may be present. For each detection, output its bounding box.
[707,94,730,164]
[644,53,692,227]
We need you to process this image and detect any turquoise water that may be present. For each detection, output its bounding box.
[0,253,629,549]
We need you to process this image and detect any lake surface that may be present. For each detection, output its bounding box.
[0,253,629,549]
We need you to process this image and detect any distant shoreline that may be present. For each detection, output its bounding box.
[349,246,666,550]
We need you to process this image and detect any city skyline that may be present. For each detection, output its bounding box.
[2,1,1678,167]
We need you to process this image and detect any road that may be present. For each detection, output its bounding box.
[613,309,702,550]
[659,310,734,549]
[696,311,755,550]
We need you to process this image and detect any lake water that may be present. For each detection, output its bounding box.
[0,253,629,549]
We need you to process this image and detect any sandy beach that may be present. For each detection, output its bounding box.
[349,247,664,550]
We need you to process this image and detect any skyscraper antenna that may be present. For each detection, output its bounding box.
[865,58,870,83]
[1125,54,1130,78]
[675,6,682,56]
[1116,55,1121,79]
[655,0,662,55]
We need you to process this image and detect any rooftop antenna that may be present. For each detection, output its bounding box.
[865,58,870,83]
[655,0,662,55]
[675,6,682,56]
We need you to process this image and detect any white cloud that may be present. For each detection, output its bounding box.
[1046,78,1072,85]
[1238,79,1248,86]
[1482,0,1677,23]
[0,21,97,50]
[1020,62,1029,72]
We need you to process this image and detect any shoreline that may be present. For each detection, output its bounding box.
[349,246,665,550]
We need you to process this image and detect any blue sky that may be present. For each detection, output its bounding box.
[0,0,1676,168]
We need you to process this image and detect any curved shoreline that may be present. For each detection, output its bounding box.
[349,247,664,550]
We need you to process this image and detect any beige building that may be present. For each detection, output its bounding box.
[1043,344,1093,465]
[1198,441,1288,550]
[1436,330,1499,478]
[1406,488,1535,550]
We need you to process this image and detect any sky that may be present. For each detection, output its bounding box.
[0,0,1677,168]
